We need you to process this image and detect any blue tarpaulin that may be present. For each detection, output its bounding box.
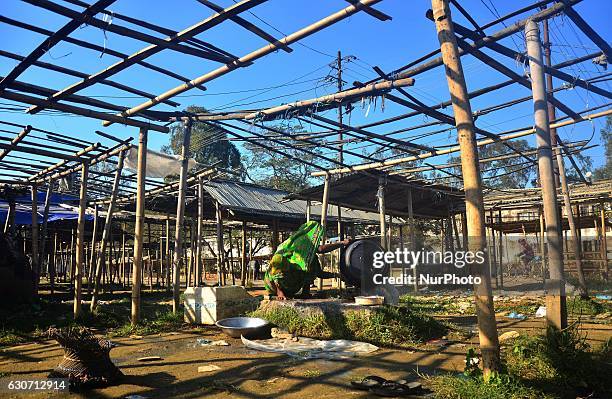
[0,191,93,225]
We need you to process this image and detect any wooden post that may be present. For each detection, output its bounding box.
[601,202,609,281]
[525,19,566,329]
[87,204,98,295]
[306,200,311,222]
[196,177,204,287]
[39,180,53,291]
[241,221,247,286]
[31,183,39,292]
[271,218,279,250]
[131,128,147,326]
[51,231,57,293]
[377,177,387,250]
[172,119,192,312]
[318,174,330,291]
[407,188,417,292]
[91,150,125,311]
[165,215,171,290]
[489,210,498,289]
[121,228,126,287]
[432,0,500,373]
[73,162,88,319]
[215,200,224,286]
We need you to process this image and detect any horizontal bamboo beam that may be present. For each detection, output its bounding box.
[26,0,266,115]
[22,0,231,62]
[0,49,180,107]
[196,0,292,52]
[0,142,81,161]
[0,15,205,88]
[101,0,385,126]
[27,143,101,181]
[560,0,611,59]
[0,125,32,162]
[312,108,612,176]
[1,90,169,133]
[0,0,116,93]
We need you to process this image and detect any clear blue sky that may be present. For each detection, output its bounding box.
[1,0,610,180]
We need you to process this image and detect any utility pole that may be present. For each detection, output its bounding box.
[542,12,588,297]
[525,19,567,329]
[431,0,500,375]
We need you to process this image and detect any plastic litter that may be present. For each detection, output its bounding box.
[506,312,527,320]
[595,294,611,300]
[241,336,378,360]
[535,306,546,318]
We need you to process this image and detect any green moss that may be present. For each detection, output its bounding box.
[250,304,445,347]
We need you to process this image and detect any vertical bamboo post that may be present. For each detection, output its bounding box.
[601,202,608,281]
[318,174,330,291]
[241,221,247,286]
[407,188,417,292]
[40,180,53,291]
[51,231,57,293]
[165,215,171,290]
[196,177,204,287]
[525,19,567,329]
[131,128,148,326]
[377,177,387,250]
[306,200,311,222]
[432,0,500,373]
[87,205,98,295]
[91,150,125,311]
[215,201,224,286]
[31,183,39,292]
[172,119,192,312]
[489,210,498,289]
[73,162,88,319]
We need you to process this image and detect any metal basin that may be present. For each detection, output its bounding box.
[215,317,271,339]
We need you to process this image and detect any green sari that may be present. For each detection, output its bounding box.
[264,221,325,297]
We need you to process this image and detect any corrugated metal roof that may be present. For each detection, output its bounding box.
[203,179,379,223]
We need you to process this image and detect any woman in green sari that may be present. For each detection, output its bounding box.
[264,221,351,299]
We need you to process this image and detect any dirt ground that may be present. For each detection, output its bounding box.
[1,316,610,399]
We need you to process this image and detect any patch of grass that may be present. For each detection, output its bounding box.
[0,371,11,378]
[505,325,612,397]
[426,374,550,399]
[400,295,474,314]
[0,329,26,347]
[250,304,446,347]
[567,296,610,316]
[566,275,611,293]
[107,310,184,338]
[302,369,321,378]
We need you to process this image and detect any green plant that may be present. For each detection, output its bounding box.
[427,373,550,399]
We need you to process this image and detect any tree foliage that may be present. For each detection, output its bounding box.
[242,124,326,193]
[592,115,611,180]
[161,106,244,176]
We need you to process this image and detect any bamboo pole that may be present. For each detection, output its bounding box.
[525,19,567,330]
[39,180,53,290]
[91,150,125,311]
[131,128,147,326]
[31,183,39,293]
[165,215,171,290]
[73,162,88,319]
[312,108,612,177]
[172,119,192,312]
[601,202,609,281]
[432,0,499,374]
[87,204,98,295]
[407,188,417,292]
[241,221,248,286]
[103,0,384,123]
[196,177,204,287]
[377,177,387,250]
[215,200,224,286]
[318,174,331,291]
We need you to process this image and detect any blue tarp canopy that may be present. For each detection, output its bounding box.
[0,191,93,225]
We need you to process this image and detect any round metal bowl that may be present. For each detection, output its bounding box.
[215,317,271,339]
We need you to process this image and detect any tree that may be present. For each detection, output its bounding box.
[592,115,612,180]
[161,105,244,176]
[242,124,326,193]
